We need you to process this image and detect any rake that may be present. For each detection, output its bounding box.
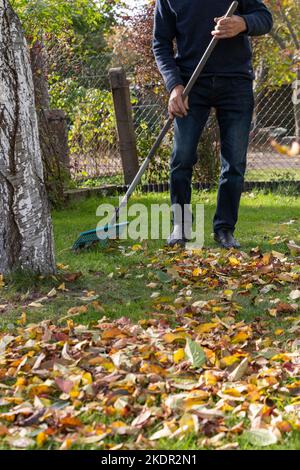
[72,1,239,250]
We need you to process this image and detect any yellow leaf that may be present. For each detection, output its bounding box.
[195,323,218,334]
[192,268,204,277]
[82,372,93,385]
[0,274,5,288]
[203,370,218,385]
[16,377,26,387]
[178,414,199,433]
[212,306,223,313]
[223,290,234,300]
[69,386,80,399]
[58,283,67,291]
[28,385,50,397]
[60,438,73,450]
[220,402,234,412]
[17,312,27,326]
[229,257,240,266]
[111,420,127,428]
[163,332,187,344]
[36,432,47,447]
[223,388,242,397]
[231,332,249,344]
[271,353,290,362]
[271,139,290,155]
[140,362,166,375]
[102,362,115,372]
[57,263,69,271]
[155,351,169,363]
[262,253,271,265]
[132,244,143,251]
[184,392,209,409]
[173,348,185,363]
[275,329,284,336]
[220,355,240,368]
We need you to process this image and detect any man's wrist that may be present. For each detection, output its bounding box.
[237,15,248,34]
[170,83,184,95]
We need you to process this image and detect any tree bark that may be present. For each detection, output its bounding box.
[293,67,300,141]
[30,40,70,206]
[0,0,56,275]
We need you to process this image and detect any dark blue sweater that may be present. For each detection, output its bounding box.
[153,0,273,92]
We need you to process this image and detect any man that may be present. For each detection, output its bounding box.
[153,0,273,248]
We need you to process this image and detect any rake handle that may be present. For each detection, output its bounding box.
[111,1,239,226]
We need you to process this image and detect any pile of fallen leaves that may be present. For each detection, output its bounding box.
[0,247,300,450]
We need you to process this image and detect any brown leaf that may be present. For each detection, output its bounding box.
[55,378,74,394]
[63,272,83,282]
[59,416,82,428]
[102,328,128,340]
[276,302,297,314]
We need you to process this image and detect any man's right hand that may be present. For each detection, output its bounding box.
[168,85,189,119]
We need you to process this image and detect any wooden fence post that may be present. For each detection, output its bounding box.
[109,67,139,185]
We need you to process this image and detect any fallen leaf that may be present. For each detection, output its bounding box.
[185,338,206,368]
[67,305,88,316]
[289,290,300,301]
[243,429,278,447]
[55,378,74,394]
[131,409,151,427]
[228,357,249,381]
[195,323,219,334]
[63,272,82,282]
[173,348,185,363]
[231,331,249,344]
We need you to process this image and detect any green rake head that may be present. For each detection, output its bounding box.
[72,221,129,251]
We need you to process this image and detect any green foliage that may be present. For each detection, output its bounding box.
[254,0,299,88]
[70,88,116,153]
[50,78,117,178]
[10,0,120,40]
[136,121,171,183]
[11,0,122,72]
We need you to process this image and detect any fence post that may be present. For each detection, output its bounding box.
[109,67,139,185]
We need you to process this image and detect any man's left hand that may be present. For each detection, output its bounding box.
[212,15,247,38]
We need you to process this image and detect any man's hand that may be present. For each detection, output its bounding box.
[212,15,247,39]
[168,85,189,119]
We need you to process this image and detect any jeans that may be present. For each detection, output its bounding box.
[170,76,254,233]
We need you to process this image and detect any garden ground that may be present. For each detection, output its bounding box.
[0,190,300,450]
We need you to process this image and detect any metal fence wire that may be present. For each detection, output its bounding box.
[48,45,299,186]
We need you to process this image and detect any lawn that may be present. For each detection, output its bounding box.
[0,190,300,450]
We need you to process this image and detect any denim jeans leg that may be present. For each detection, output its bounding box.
[170,105,210,225]
[213,78,254,233]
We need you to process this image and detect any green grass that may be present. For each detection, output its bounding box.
[1,189,300,450]
[1,190,300,329]
[246,169,300,182]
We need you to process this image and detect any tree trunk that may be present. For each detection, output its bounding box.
[0,0,56,275]
[30,40,70,206]
[293,67,300,141]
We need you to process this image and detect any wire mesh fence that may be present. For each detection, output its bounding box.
[47,44,299,187]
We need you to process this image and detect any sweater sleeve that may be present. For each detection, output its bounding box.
[152,0,184,93]
[239,0,273,36]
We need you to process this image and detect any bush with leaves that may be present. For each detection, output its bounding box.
[50,76,118,178]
